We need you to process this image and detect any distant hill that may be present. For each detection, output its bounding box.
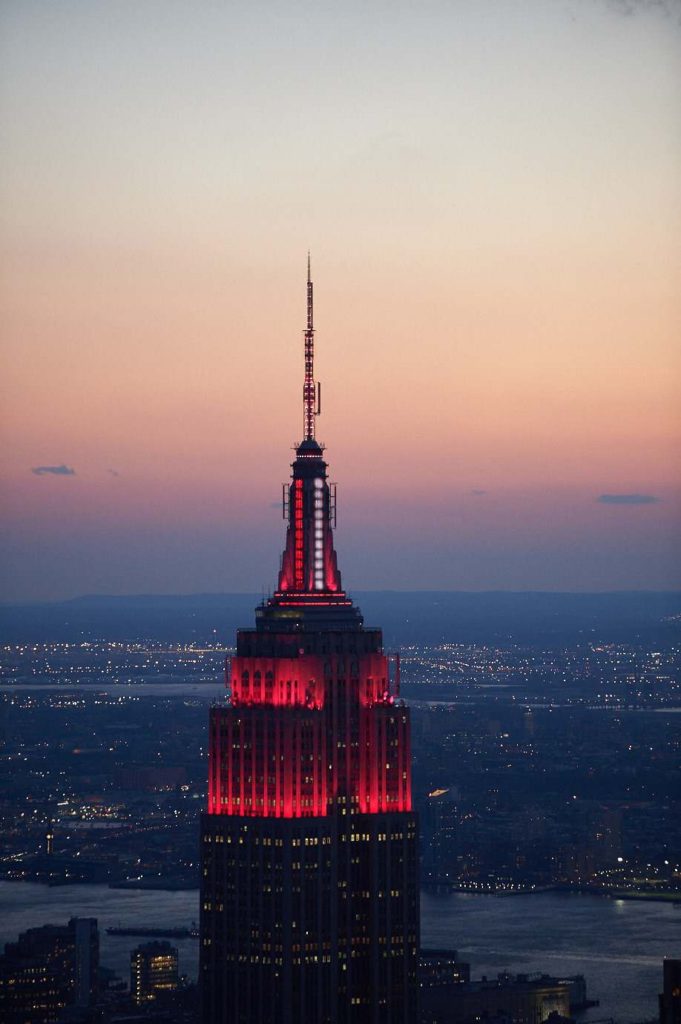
[1,591,679,646]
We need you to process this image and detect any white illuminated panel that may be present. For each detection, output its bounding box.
[313,479,324,588]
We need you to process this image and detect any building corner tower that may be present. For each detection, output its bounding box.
[199,261,419,1024]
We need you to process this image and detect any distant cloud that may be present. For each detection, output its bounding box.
[603,0,680,18]
[597,493,659,505]
[31,464,76,477]
[470,489,487,496]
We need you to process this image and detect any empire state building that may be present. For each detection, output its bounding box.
[199,262,419,1024]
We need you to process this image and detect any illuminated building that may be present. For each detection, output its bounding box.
[0,918,98,1024]
[419,948,470,988]
[420,972,572,1024]
[200,260,419,1023]
[130,941,179,1005]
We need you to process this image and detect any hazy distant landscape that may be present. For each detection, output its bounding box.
[2,591,680,646]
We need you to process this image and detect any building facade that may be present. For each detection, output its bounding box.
[199,264,419,1024]
[420,972,572,1024]
[130,941,179,1005]
[0,917,98,1024]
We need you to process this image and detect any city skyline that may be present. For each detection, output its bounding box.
[1,0,680,601]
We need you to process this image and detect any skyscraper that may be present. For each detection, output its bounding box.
[200,261,419,1024]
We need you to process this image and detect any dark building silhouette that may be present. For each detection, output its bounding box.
[0,917,98,1024]
[660,959,681,1024]
[419,948,470,989]
[130,941,179,1005]
[423,789,459,882]
[199,262,419,1024]
[420,971,573,1024]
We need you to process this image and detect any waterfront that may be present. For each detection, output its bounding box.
[1,682,226,699]
[0,882,677,1022]
[4,683,681,717]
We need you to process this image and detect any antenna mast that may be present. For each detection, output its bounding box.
[303,253,318,441]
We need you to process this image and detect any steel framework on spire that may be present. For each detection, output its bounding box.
[303,254,320,441]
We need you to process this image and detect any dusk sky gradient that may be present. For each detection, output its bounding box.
[1,0,680,601]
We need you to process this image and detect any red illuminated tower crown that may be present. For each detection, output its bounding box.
[200,261,419,1024]
[206,258,412,816]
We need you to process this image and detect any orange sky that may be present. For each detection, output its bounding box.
[1,0,679,600]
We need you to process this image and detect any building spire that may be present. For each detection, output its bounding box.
[303,253,317,441]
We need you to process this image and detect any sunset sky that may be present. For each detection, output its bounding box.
[1,0,680,602]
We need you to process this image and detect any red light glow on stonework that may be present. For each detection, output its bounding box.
[206,262,413,820]
[207,650,412,818]
[230,655,327,708]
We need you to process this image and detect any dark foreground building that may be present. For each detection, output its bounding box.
[200,263,419,1024]
[419,970,574,1024]
[660,959,681,1024]
[0,917,98,1024]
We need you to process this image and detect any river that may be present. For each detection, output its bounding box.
[0,883,677,1022]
